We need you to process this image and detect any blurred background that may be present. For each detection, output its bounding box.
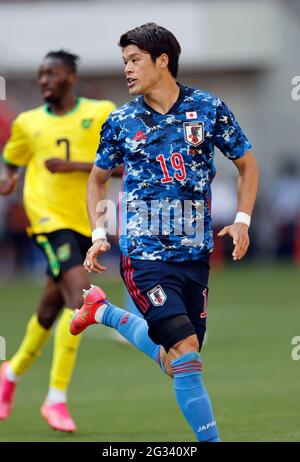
[0,0,299,442]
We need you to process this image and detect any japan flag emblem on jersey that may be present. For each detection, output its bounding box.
[186,111,197,119]
[147,285,167,307]
[184,121,204,147]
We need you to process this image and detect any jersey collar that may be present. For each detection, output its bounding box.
[140,83,186,116]
[44,97,81,117]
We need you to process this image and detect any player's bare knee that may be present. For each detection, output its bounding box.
[37,309,58,329]
[166,335,199,368]
[171,335,199,356]
[149,315,198,377]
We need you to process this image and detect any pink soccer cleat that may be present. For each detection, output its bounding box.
[0,362,16,420]
[70,285,108,336]
[41,402,77,433]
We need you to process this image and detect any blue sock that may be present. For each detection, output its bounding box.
[102,304,165,372]
[171,352,220,442]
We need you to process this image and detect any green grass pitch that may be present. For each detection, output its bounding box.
[0,263,299,442]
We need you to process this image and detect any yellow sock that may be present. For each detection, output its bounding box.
[49,308,82,392]
[10,314,52,376]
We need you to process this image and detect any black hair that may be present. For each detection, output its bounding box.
[45,49,79,73]
[119,22,181,78]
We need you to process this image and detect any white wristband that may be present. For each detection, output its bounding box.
[92,227,106,243]
[234,212,251,227]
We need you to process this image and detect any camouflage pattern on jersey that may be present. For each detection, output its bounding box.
[95,84,252,261]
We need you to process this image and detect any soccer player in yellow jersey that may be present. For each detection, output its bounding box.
[0,50,116,432]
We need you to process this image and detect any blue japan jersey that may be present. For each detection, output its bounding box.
[95,84,252,261]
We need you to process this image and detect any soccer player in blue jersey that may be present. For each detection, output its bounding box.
[71,23,259,442]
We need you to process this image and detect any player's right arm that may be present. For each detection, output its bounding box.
[84,165,112,273]
[0,114,31,196]
[84,114,124,273]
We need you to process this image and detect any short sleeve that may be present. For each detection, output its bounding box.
[95,115,124,170]
[214,99,252,159]
[3,115,32,167]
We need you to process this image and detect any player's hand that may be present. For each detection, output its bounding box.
[45,158,73,173]
[0,174,18,195]
[217,223,250,261]
[84,239,111,273]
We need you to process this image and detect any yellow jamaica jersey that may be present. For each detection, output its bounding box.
[3,98,116,237]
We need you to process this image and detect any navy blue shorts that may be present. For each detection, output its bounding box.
[120,255,210,348]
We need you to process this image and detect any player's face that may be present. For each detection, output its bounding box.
[38,58,75,103]
[122,45,162,96]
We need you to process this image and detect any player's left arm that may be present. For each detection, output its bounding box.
[218,150,259,261]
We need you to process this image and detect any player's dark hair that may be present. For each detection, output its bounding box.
[45,50,79,73]
[119,23,181,78]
